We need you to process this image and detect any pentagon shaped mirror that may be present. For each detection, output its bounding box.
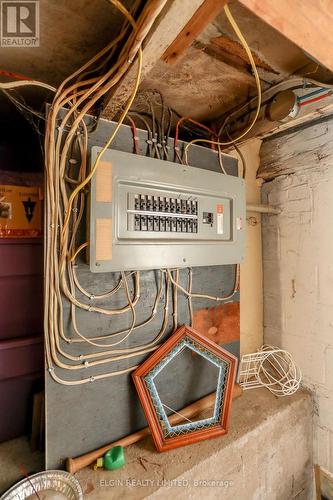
[132,325,238,451]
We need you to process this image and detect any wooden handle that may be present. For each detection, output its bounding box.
[66,383,242,474]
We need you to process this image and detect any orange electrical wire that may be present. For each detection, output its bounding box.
[126,115,140,154]
[173,116,217,163]
[0,69,32,81]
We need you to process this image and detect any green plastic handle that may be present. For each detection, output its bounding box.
[103,445,125,471]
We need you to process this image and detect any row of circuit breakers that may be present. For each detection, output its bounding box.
[129,194,199,233]
[89,147,246,272]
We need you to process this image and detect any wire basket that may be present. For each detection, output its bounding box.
[238,344,302,396]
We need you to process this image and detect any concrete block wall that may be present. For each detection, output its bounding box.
[262,165,333,473]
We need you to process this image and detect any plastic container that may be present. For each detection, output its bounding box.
[0,335,43,442]
[0,372,43,442]
[0,238,43,339]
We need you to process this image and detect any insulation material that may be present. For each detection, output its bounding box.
[0,185,42,238]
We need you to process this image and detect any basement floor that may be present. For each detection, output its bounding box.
[0,389,313,499]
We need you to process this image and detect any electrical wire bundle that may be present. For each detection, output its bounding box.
[42,0,240,387]
[0,2,277,388]
[43,0,174,386]
[0,0,331,392]
[127,89,219,162]
[0,2,243,388]
[181,5,333,165]
[128,90,172,159]
[122,5,261,176]
[182,4,262,166]
[5,1,309,388]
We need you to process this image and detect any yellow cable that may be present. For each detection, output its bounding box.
[184,3,262,165]
[61,14,142,239]
[45,0,241,385]
[43,0,147,382]
[69,242,88,262]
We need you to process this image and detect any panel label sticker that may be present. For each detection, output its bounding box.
[216,204,224,235]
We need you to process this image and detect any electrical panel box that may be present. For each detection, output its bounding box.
[89,147,245,272]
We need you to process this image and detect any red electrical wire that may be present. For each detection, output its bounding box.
[173,116,216,163]
[0,69,32,81]
[126,115,140,154]
[299,92,331,107]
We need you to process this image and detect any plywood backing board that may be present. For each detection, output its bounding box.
[45,117,240,469]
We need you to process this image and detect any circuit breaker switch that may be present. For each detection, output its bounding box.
[146,195,152,210]
[186,201,192,214]
[147,216,154,231]
[140,194,147,210]
[158,197,165,212]
[140,215,148,231]
[134,215,140,231]
[153,217,160,231]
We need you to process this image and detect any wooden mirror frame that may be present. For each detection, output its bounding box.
[132,325,238,452]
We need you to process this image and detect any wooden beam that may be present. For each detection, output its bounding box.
[161,0,229,65]
[257,113,333,181]
[238,0,333,73]
[314,465,321,500]
[103,0,207,119]
[210,35,277,73]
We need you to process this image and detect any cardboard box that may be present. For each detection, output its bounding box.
[0,185,42,238]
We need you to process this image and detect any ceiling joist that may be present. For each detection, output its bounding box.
[238,0,333,73]
[103,0,207,119]
[161,0,229,65]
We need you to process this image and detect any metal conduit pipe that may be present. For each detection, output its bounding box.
[246,203,281,215]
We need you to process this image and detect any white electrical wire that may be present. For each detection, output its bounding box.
[165,267,239,302]
[42,0,244,387]
[0,80,56,91]
[43,0,172,385]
